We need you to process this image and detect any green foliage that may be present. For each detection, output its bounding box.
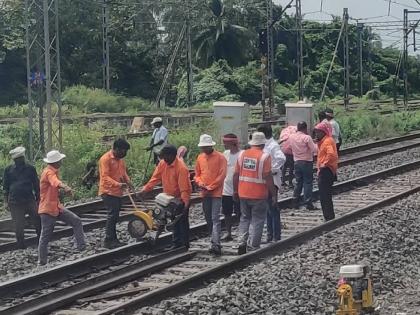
[62,86,151,113]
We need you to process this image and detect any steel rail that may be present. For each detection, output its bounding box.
[0,248,196,315]
[96,185,420,315]
[1,159,420,303]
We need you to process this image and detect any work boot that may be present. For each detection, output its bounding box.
[306,203,318,211]
[237,243,247,255]
[221,234,233,242]
[208,245,222,256]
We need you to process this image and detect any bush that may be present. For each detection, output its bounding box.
[62,85,151,113]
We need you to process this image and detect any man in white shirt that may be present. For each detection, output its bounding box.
[257,124,286,242]
[221,134,242,241]
[148,117,168,165]
[325,108,341,153]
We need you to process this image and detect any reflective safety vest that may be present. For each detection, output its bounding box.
[237,148,271,199]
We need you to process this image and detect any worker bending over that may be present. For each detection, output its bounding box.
[233,132,276,255]
[221,134,242,241]
[195,134,227,256]
[148,117,168,165]
[257,124,285,242]
[279,125,297,188]
[3,146,41,249]
[38,150,85,265]
[314,122,339,221]
[140,145,192,249]
[99,138,134,249]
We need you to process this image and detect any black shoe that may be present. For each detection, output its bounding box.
[306,204,318,210]
[221,234,233,242]
[237,243,247,255]
[208,245,222,256]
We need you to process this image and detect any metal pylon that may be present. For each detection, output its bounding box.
[266,0,274,120]
[25,0,62,161]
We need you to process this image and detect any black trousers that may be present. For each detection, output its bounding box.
[281,154,294,185]
[318,167,335,221]
[101,194,122,241]
[173,208,190,248]
[9,199,41,246]
[153,153,160,165]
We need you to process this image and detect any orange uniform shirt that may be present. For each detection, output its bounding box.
[38,165,64,216]
[143,158,192,206]
[98,150,130,197]
[317,136,338,174]
[235,147,272,200]
[194,150,227,198]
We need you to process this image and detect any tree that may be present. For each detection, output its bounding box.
[193,0,254,67]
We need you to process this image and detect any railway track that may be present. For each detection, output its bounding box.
[2,156,420,314]
[1,131,420,253]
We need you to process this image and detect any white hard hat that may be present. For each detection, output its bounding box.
[43,150,66,164]
[151,117,163,125]
[248,132,267,146]
[198,134,216,147]
[9,146,26,159]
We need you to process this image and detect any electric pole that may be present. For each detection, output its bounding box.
[357,23,364,97]
[102,0,110,92]
[25,0,62,160]
[186,0,194,108]
[266,0,274,120]
[403,9,409,107]
[296,0,304,100]
[343,8,350,108]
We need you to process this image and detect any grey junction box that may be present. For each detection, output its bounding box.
[213,101,249,146]
[285,101,314,132]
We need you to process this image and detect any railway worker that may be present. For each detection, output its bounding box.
[177,145,188,161]
[325,108,342,153]
[147,117,168,165]
[314,122,339,221]
[3,146,41,249]
[221,134,242,242]
[195,134,227,256]
[38,150,86,265]
[233,132,276,254]
[289,121,317,210]
[279,125,297,188]
[140,145,192,249]
[257,124,286,242]
[98,138,134,249]
[317,111,333,137]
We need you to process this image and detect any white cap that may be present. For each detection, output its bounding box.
[198,134,216,147]
[43,150,66,164]
[249,132,266,146]
[9,146,26,159]
[151,117,163,125]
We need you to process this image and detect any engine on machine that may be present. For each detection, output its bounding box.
[336,264,375,315]
[127,193,184,242]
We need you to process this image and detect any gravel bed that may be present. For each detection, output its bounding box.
[138,193,420,315]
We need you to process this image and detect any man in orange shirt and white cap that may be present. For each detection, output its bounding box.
[38,150,85,265]
[195,134,227,256]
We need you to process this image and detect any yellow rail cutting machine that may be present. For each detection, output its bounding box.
[127,192,184,243]
[336,264,375,315]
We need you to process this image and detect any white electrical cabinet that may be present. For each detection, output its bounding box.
[213,102,249,147]
[285,101,314,132]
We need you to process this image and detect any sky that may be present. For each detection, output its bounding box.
[276,0,420,51]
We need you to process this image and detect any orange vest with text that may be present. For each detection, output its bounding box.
[235,148,272,200]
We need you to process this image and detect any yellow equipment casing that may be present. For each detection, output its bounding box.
[132,210,154,230]
[336,284,358,315]
[362,278,374,310]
